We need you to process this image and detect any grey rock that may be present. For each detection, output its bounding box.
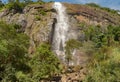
[17,14,27,28]
[0,9,9,18]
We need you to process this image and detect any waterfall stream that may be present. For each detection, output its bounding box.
[52,2,69,62]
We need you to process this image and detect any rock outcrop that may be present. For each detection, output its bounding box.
[0,3,55,54]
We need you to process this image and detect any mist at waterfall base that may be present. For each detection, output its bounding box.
[52,2,69,63]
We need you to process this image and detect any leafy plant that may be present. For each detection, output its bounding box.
[0,0,4,9]
[84,47,120,82]
[29,43,61,81]
[35,15,41,20]
[38,9,47,16]
[0,21,29,81]
[6,2,26,12]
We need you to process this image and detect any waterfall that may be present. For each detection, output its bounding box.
[52,2,69,61]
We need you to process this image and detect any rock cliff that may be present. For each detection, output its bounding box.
[0,2,120,65]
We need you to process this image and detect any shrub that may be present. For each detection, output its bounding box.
[38,1,45,5]
[29,43,61,81]
[86,3,100,8]
[38,9,47,16]
[84,47,120,82]
[0,21,29,81]
[35,15,41,20]
[6,2,26,12]
[0,0,4,8]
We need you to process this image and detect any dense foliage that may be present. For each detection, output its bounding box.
[6,2,25,12]
[0,0,4,7]
[83,25,120,48]
[84,47,120,82]
[0,0,46,12]
[29,43,61,81]
[0,22,61,82]
[82,23,120,82]
[0,21,29,81]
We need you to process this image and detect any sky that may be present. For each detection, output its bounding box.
[2,0,120,10]
[48,0,120,10]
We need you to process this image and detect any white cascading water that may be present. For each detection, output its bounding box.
[52,2,69,62]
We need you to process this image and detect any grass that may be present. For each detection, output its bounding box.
[84,46,120,82]
[38,9,47,16]
[35,15,41,21]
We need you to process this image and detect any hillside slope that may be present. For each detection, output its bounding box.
[0,2,120,64]
[0,2,120,82]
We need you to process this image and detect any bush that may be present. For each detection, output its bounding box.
[6,2,26,12]
[84,47,120,82]
[38,1,45,5]
[83,25,120,48]
[38,9,47,16]
[0,0,4,8]
[35,15,41,20]
[0,21,29,81]
[0,21,62,81]
[86,3,100,8]
[29,43,61,81]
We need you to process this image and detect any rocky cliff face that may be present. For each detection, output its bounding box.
[65,3,120,26]
[0,3,55,54]
[0,2,120,65]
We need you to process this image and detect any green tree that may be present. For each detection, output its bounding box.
[84,47,120,82]
[0,21,30,81]
[7,2,24,12]
[0,0,4,8]
[29,43,61,81]
[112,26,120,42]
